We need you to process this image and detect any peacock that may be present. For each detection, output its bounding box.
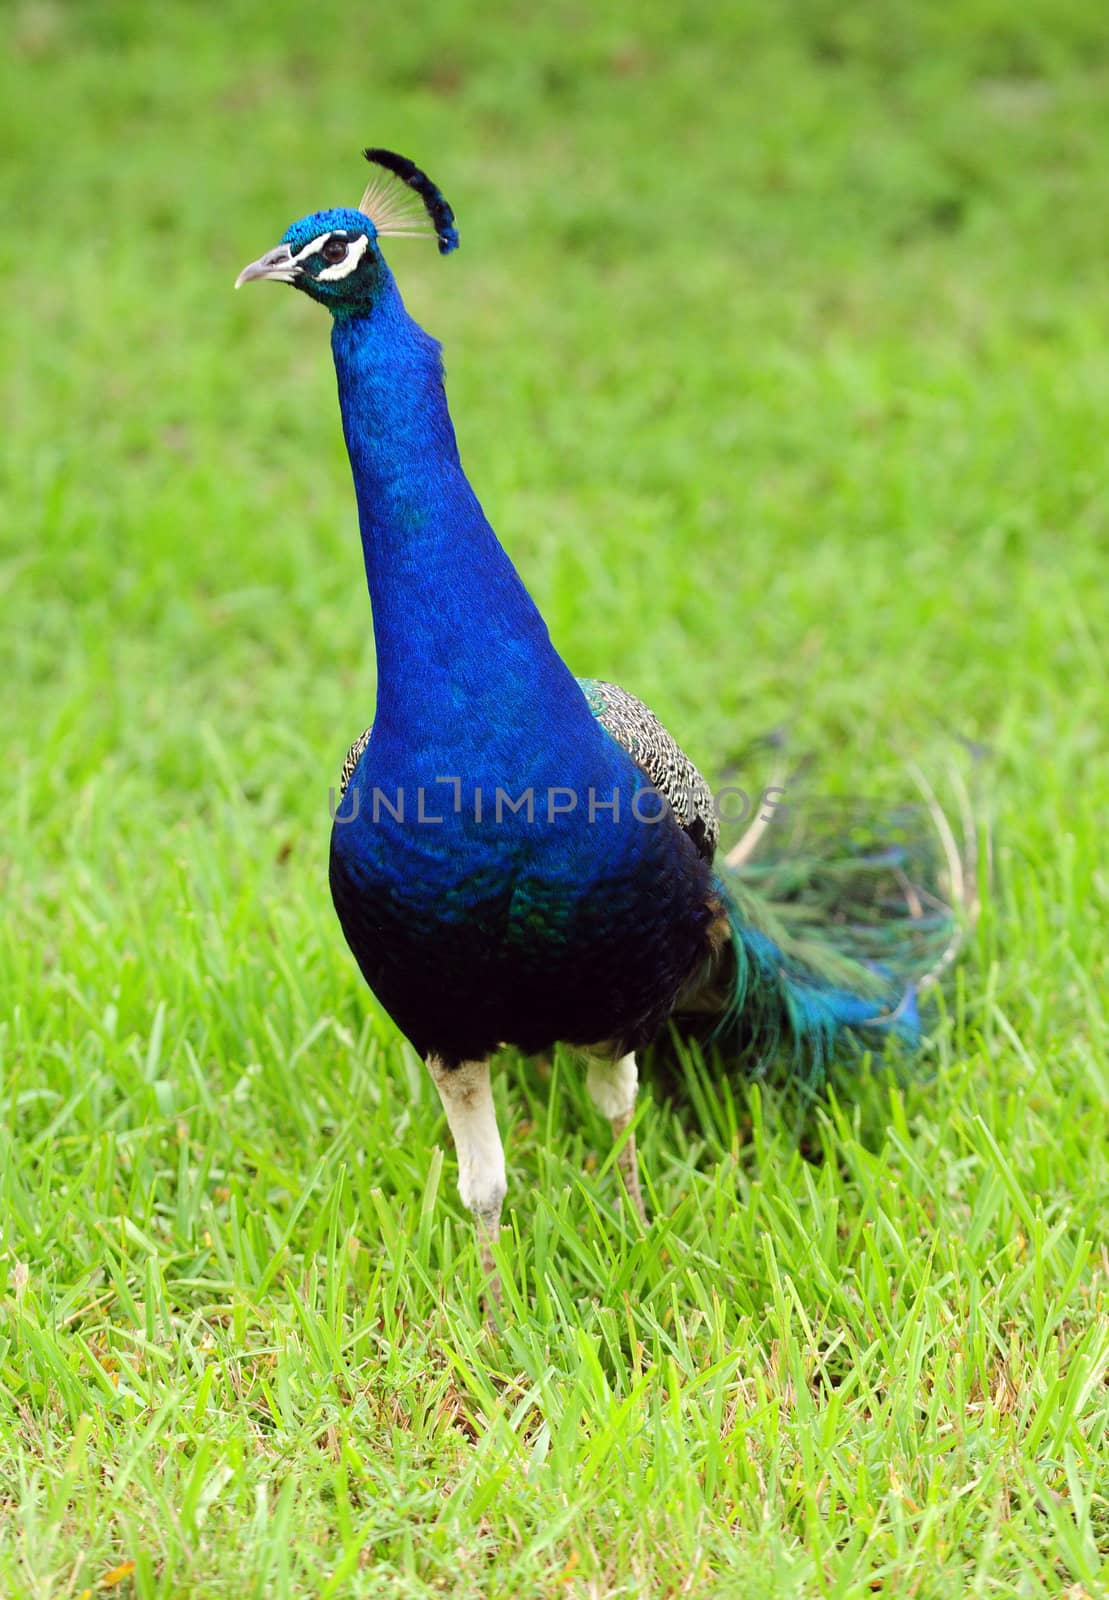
[236,149,967,1299]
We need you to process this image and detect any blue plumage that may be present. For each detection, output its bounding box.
[238,150,964,1297]
[327,269,718,1062]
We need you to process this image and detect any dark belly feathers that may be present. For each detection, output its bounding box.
[329,677,725,1063]
[329,806,720,1066]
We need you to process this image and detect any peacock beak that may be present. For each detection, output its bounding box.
[234,243,298,288]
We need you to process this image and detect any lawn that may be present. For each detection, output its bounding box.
[2,0,1108,1594]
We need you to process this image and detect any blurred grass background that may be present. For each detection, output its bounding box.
[1,1,1107,1595]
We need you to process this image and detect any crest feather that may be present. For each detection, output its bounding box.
[359,148,459,255]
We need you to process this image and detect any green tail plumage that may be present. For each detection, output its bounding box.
[684,787,974,1084]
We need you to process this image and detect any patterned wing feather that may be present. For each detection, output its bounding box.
[339,728,371,797]
[578,678,718,860]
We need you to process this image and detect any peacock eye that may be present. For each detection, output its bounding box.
[320,238,349,265]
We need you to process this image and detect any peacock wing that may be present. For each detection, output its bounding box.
[578,678,718,861]
[339,727,372,798]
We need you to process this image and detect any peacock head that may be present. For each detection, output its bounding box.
[235,148,457,316]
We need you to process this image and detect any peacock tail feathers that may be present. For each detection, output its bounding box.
[687,774,980,1086]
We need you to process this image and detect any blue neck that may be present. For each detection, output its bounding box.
[330,274,573,753]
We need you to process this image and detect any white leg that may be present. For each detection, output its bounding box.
[585,1052,647,1223]
[426,1057,506,1306]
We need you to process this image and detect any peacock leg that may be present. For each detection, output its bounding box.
[426,1056,506,1312]
[585,1051,647,1224]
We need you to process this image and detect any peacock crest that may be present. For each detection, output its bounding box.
[358,148,459,255]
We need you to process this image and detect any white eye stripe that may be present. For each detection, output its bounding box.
[316,233,370,281]
[289,230,332,265]
[286,230,370,281]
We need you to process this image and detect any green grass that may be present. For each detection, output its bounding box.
[2,0,1108,1593]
